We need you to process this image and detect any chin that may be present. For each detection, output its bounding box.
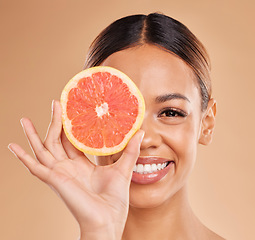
[128,180,183,209]
[129,196,166,209]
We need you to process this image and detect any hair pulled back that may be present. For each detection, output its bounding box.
[84,13,211,111]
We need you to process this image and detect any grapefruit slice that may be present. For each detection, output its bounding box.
[60,66,145,156]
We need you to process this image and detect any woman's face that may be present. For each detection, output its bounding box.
[97,44,205,208]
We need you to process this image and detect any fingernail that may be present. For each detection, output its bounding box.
[139,130,145,144]
[8,144,12,151]
[20,118,24,127]
[51,100,55,112]
[8,144,16,157]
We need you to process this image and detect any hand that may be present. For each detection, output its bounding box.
[8,100,144,240]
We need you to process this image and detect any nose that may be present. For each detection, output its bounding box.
[140,117,162,150]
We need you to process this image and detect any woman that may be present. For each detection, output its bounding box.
[8,13,224,239]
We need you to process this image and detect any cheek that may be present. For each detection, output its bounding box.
[162,119,200,171]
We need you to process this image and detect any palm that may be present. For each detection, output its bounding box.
[51,154,128,204]
[46,155,129,231]
[9,101,143,237]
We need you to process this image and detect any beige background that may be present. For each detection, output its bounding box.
[1,0,255,239]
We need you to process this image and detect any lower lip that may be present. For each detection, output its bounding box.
[131,162,174,185]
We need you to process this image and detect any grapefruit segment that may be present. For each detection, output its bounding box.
[61,66,145,156]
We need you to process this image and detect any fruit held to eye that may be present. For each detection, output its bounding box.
[60,66,145,156]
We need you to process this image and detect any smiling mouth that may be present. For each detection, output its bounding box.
[133,161,173,174]
[131,157,175,184]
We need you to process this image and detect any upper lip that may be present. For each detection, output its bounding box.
[136,156,174,164]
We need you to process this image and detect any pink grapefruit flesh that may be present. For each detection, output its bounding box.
[60,66,145,156]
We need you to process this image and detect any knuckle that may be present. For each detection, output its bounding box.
[38,145,47,154]
[29,163,40,177]
[33,145,48,160]
[20,151,29,160]
[43,139,49,148]
[44,138,60,149]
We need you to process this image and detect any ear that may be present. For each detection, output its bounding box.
[199,98,217,145]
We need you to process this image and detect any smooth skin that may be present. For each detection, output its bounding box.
[99,44,223,240]
[9,102,144,240]
[9,44,224,240]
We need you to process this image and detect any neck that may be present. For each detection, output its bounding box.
[122,185,202,240]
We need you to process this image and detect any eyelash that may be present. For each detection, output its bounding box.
[158,108,187,118]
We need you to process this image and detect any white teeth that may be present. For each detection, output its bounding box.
[136,164,144,173]
[157,163,162,170]
[162,162,167,169]
[133,162,169,174]
[151,163,157,172]
[144,164,152,173]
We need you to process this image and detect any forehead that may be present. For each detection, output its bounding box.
[101,45,200,101]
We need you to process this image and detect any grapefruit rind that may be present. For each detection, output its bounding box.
[60,66,145,156]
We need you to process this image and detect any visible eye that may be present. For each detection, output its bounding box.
[158,108,187,118]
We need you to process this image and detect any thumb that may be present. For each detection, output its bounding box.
[116,130,145,180]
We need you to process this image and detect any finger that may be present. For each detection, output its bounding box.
[61,130,94,167]
[9,143,99,222]
[8,143,51,183]
[61,130,84,159]
[21,118,57,168]
[44,100,68,160]
[116,130,144,180]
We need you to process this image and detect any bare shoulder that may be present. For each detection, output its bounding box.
[195,217,225,240]
[205,228,226,240]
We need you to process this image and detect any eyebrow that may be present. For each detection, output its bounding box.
[155,93,190,103]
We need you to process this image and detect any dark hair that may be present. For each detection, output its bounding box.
[84,13,211,111]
